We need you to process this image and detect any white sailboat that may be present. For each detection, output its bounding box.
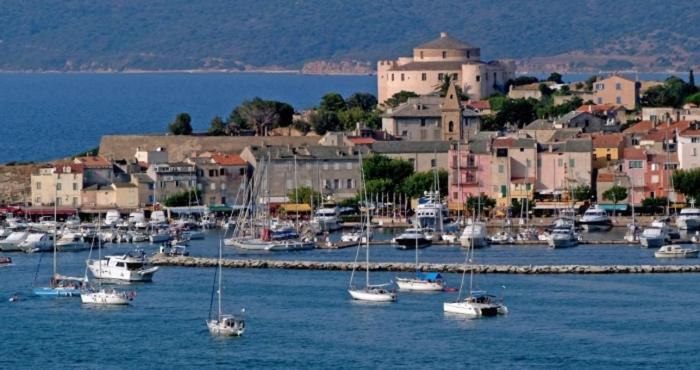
[348,151,396,302]
[396,226,445,291]
[206,239,245,336]
[444,215,507,317]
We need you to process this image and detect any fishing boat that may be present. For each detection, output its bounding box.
[654,244,699,258]
[88,251,159,282]
[206,239,245,337]
[394,227,431,249]
[444,215,507,317]
[348,151,397,303]
[577,204,613,231]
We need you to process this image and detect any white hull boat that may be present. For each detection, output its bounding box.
[676,207,700,231]
[459,221,489,248]
[88,254,159,282]
[80,288,133,305]
[396,277,444,291]
[230,238,314,251]
[348,286,397,302]
[207,315,245,337]
[444,299,508,317]
[654,244,699,258]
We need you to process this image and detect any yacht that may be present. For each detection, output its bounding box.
[128,211,148,229]
[56,232,87,252]
[490,230,514,244]
[348,285,397,302]
[229,237,315,251]
[19,233,54,253]
[415,191,450,236]
[459,221,489,248]
[444,291,508,317]
[577,205,612,231]
[87,252,159,282]
[312,206,342,232]
[654,244,699,258]
[0,231,30,251]
[640,219,672,248]
[394,228,431,249]
[341,229,372,243]
[547,225,579,248]
[149,229,171,243]
[676,207,700,231]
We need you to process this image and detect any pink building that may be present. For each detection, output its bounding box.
[622,148,647,206]
[448,140,493,207]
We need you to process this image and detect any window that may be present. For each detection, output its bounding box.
[36,182,41,190]
[557,159,563,167]
[209,169,215,177]
[221,183,226,190]
[693,148,697,157]
[453,192,458,200]
[35,196,41,203]
[346,163,352,170]
[438,73,444,81]
[323,163,329,170]
[210,183,216,190]
[452,73,458,80]
[72,197,78,206]
[333,179,340,189]
[616,96,622,104]
[526,159,531,168]
[467,51,470,59]
[606,154,611,161]
[175,180,180,187]
[442,51,447,59]
[333,163,340,170]
[520,148,524,152]
[615,83,622,90]
[500,185,507,197]
[73,183,78,191]
[220,169,225,176]
[569,158,576,168]
[57,183,62,191]
[525,183,531,191]
[597,97,603,104]
[431,159,437,168]
[651,163,658,171]
[391,74,394,81]
[346,179,353,189]
[421,73,426,81]
[448,121,454,132]
[593,153,597,161]
[420,130,427,140]
[210,196,217,204]
[420,51,424,59]
[400,73,405,81]
[239,168,245,176]
[56,198,62,206]
[420,119,426,127]
[629,160,643,169]
[476,75,480,82]
[651,175,659,184]
[596,83,605,90]
[401,130,408,137]
[493,72,497,82]
[498,164,504,173]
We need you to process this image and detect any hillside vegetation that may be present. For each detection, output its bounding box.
[0,0,698,72]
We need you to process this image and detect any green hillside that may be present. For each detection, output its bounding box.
[0,0,698,71]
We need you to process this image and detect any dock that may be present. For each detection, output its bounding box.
[150,256,700,274]
[315,239,669,249]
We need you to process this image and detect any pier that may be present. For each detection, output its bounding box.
[150,256,700,274]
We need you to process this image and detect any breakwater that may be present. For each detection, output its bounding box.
[150,256,700,274]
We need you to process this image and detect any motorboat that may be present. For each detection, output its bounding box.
[489,230,513,244]
[396,272,445,292]
[415,191,450,234]
[441,232,458,244]
[81,288,134,305]
[394,228,431,249]
[160,244,189,256]
[640,219,671,248]
[516,227,539,241]
[341,229,372,243]
[677,207,700,231]
[199,214,217,229]
[182,229,205,240]
[104,210,122,227]
[654,244,699,258]
[0,231,30,251]
[87,252,159,282]
[149,210,168,226]
[128,211,148,229]
[56,232,87,252]
[229,238,315,251]
[348,285,397,302]
[459,221,489,248]
[312,206,342,232]
[19,233,54,253]
[547,226,579,248]
[149,230,171,243]
[578,205,612,231]
[444,291,508,317]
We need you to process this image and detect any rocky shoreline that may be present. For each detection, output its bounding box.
[150,256,700,274]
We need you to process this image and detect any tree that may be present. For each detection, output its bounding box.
[511,198,535,216]
[584,75,597,91]
[320,92,346,112]
[337,106,375,131]
[365,178,394,196]
[690,69,697,93]
[493,98,537,129]
[345,92,377,112]
[362,154,414,194]
[602,185,627,206]
[641,196,667,215]
[287,186,321,206]
[672,168,700,202]
[642,76,696,108]
[383,90,418,108]
[208,116,226,136]
[572,185,592,201]
[400,170,448,198]
[537,96,583,118]
[546,72,564,84]
[434,75,466,99]
[164,189,201,207]
[511,76,539,87]
[685,92,700,106]
[228,98,294,135]
[168,113,192,135]
[309,109,341,135]
[466,195,496,216]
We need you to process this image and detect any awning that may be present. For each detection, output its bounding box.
[166,206,208,214]
[279,203,312,213]
[598,204,629,211]
[417,272,443,280]
[533,202,585,210]
[20,207,78,216]
[208,204,232,212]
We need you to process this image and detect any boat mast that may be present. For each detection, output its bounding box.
[294,154,299,225]
[217,238,223,320]
[53,177,58,277]
[358,150,370,288]
[457,140,462,224]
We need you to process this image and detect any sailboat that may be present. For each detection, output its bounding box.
[396,225,445,291]
[444,214,507,317]
[81,218,134,305]
[348,151,397,302]
[206,239,245,336]
[32,183,86,297]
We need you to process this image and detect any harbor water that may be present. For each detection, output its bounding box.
[1,230,699,369]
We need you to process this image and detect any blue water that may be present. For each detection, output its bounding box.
[0,73,375,163]
[1,230,699,369]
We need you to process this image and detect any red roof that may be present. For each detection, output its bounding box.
[52,161,84,174]
[211,153,246,166]
[466,100,490,111]
[624,120,654,134]
[577,103,624,114]
[623,148,646,161]
[493,137,514,147]
[348,137,376,145]
[74,156,111,168]
[591,133,623,148]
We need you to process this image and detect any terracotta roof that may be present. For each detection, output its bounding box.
[415,33,475,50]
[493,137,514,148]
[624,120,654,134]
[641,121,692,142]
[211,153,246,166]
[623,148,646,161]
[52,161,84,174]
[74,156,111,168]
[591,133,624,148]
[577,104,624,114]
[680,129,700,137]
[348,137,376,145]
[465,100,490,111]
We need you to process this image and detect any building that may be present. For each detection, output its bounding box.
[130,173,155,207]
[73,156,113,186]
[369,141,450,173]
[146,162,197,204]
[188,152,248,206]
[677,122,700,169]
[577,103,627,125]
[642,106,700,123]
[135,147,168,165]
[591,133,625,169]
[30,162,84,207]
[536,139,593,197]
[81,182,139,210]
[507,81,556,100]
[447,137,495,207]
[381,84,475,141]
[377,32,515,103]
[593,75,640,110]
[596,170,631,206]
[240,145,369,200]
[622,148,647,206]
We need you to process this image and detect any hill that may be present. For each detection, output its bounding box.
[0,0,698,72]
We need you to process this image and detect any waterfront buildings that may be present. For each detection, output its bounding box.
[187,152,248,206]
[31,162,83,207]
[377,32,515,103]
[592,75,640,110]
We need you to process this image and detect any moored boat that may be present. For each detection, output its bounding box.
[654,244,699,258]
[578,204,613,231]
[394,228,431,249]
[88,252,159,282]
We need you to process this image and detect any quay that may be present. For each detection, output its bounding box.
[150,256,700,274]
[317,239,668,249]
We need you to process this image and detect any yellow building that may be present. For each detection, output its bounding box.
[30,163,84,207]
[81,183,139,210]
[591,133,624,169]
[377,32,515,104]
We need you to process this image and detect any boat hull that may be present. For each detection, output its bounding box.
[579,221,613,232]
[640,237,666,248]
[231,238,315,251]
[443,301,507,317]
[459,237,489,248]
[395,238,431,249]
[348,288,396,302]
[548,238,578,248]
[33,287,81,297]
[80,290,132,305]
[396,278,444,291]
[206,319,245,337]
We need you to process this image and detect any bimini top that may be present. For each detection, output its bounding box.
[416,272,443,281]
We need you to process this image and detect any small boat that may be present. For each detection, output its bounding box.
[0,231,30,252]
[654,244,699,258]
[33,274,85,297]
[489,230,513,243]
[81,288,134,305]
[0,256,12,267]
[348,285,397,302]
[182,229,205,240]
[444,291,508,317]
[149,230,171,243]
[547,226,579,248]
[577,205,613,231]
[459,221,489,248]
[396,272,445,292]
[394,228,431,249]
[312,206,343,232]
[640,219,671,248]
[676,207,700,231]
[56,232,88,252]
[441,232,458,244]
[161,244,189,256]
[19,233,54,253]
[341,230,371,243]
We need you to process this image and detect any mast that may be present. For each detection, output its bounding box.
[217,238,223,319]
[358,150,371,288]
[294,154,299,225]
[457,140,462,224]
[53,177,58,277]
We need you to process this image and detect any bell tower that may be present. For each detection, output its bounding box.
[441,83,462,141]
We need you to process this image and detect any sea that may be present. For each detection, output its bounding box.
[1,229,699,369]
[1,72,699,369]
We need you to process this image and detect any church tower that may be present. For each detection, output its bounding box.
[441,83,462,141]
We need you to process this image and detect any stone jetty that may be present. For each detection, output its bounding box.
[150,256,700,274]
